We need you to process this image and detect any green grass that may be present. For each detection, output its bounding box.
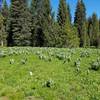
[0,47,100,100]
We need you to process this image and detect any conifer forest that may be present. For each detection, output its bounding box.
[0,0,100,48]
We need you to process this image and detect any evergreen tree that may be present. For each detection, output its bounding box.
[91,13,100,47]
[57,0,79,47]
[0,13,7,46]
[1,0,9,39]
[30,0,36,14]
[31,0,52,47]
[7,0,32,46]
[74,0,88,47]
[87,17,93,46]
[67,4,71,23]
[99,19,100,30]
[81,22,90,47]
[1,0,9,19]
[43,0,54,46]
[31,0,44,47]
[99,19,100,47]
[63,14,79,47]
[57,0,67,27]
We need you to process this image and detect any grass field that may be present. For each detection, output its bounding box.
[0,47,100,100]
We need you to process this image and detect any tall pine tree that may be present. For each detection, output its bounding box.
[87,17,93,46]
[1,0,9,19]
[74,0,88,47]
[57,0,67,27]
[31,0,52,47]
[65,4,79,47]
[0,13,7,46]
[57,0,79,47]
[1,0,9,39]
[7,0,32,46]
[67,4,71,23]
[91,13,100,47]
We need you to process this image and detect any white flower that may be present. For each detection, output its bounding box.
[29,71,33,76]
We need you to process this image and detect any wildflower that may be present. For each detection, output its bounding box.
[29,71,33,76]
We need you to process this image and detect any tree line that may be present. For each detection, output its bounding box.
[0,0,100,48]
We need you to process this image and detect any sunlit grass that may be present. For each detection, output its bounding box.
[0,47,100,100]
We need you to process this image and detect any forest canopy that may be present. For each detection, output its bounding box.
[0,0,100,48]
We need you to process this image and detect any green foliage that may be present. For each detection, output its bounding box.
[7,0,32,46]
[87,14,100,48]
[64,22,79,47]
[57,0,79,47]
[90,58,100,71]
[30,0,52,47]
[1,0,9,30]
[91,13,100,47]
[0,47,100,99]
[67,4,71,23]
[74,0,89,47]
[87,17,93,46]
[0,14,7,46]
[57,0,67,27]
[0,0,99,48]
[81,22,90,47]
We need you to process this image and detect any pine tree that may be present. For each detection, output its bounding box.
[57,0,67,27]
[57,0,79,47]
[87,17,93,46]
[20,0,32,46]
[63,14,79,47]
[1,0,9,19]
[31,0,52,47]
[57,0,68,47]
[0,13,7,46]
[30,0,36,14]
[31,0,44,47]
[99,19,100,47]
[91,13,100,47]
[74,0,88,47]
[81,22,90,47]
[43,0,54,46]
[7,0,32,46]
[1,0,9,40]
[67,4,71,23]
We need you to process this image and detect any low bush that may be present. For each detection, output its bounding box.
[90,59,100,71]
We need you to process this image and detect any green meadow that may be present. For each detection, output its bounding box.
[0,47,100,100]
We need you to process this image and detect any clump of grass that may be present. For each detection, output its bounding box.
[74,59,81,72]
[9,59,15,64]
[20,58,27,64]
[0,50,6,58]
[90,59,100,71]
[43,79,55,88]
[80,50,90,58]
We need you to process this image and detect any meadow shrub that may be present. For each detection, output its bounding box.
[74,59,81,68]
[9,59,15,64]
[90,59,100,71]
[21,58,27,64]
[80,50,90,58]
[44,79,55,88]
[0,50,6,57]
